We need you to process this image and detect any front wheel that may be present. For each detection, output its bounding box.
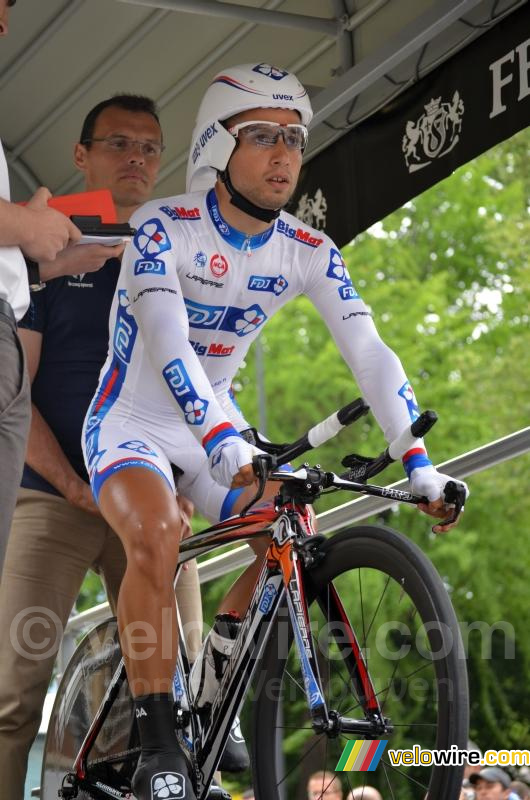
[252,525,469,800]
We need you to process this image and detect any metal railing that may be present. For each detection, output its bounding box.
[57,426,530,672]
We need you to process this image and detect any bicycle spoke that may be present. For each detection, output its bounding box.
[274,732,324,788]
[382,759,397,800]
[338,656,434,719]
[379,759,430,791]
[283,666,306,696]
[361,572,392,645]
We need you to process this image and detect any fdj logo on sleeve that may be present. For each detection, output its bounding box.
[398,381,420,422]
[248,274,288,296]
[113,291,138,364]
[163,358,209,425]
[134,219,171,258]
[326,249,360,301]
[134,259,166,276]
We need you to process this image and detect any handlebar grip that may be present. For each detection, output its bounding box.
[387,410,438,461]
[410,410,438,438]
[307,398,369,449]
[337,398,370,426]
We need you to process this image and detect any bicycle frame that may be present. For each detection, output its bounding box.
[65,495,387,800]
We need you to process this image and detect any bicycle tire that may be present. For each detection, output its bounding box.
[251,525,469,800]
[40,617,138,800]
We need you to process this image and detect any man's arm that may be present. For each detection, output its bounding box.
[0,187,81,261]
[20,328,99,515]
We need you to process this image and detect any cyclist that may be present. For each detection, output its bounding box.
[83,63,468,800]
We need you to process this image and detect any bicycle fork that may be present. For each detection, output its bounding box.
[282,530,393,740]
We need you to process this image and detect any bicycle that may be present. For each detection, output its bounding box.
[40,398,469,800]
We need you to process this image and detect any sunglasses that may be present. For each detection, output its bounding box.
[228,120,308,152]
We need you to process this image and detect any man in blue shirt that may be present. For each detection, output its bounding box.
[0,94,203,796]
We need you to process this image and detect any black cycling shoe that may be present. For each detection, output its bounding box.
[132,750,196,799]
[218,715,250,773]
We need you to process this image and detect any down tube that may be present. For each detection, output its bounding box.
[198,566,285,793]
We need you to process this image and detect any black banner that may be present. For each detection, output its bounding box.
[292,2,530,246]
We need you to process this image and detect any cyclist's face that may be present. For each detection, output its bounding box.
[74,107,162,213]
[473,780,509,799]
[227,107,303,211]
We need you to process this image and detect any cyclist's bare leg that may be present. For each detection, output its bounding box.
[98,467,183,696]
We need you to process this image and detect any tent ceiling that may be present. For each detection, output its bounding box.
[0,0,524,202]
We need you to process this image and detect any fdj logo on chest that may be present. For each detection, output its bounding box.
[248,274,288,296]
[192,122,219,164]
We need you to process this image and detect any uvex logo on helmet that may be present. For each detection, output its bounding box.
[186,63,313,193]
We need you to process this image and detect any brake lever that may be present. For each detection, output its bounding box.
[436,480,466,529]
[239,454,272,517]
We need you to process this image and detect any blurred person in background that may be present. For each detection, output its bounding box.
[0,0,81,575]
[307,770,344,799]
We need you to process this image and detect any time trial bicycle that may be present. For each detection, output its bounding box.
[40,398,468,800]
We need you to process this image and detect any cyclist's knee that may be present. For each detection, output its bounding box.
[123,516,181,585]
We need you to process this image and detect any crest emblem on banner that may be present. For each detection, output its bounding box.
[402,90,464,173]
[295,188,328,230]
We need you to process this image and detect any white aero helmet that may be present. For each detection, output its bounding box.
[186,62,313,193]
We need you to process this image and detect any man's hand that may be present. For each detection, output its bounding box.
[411,465,469,534]
[230,463,257,488]
[64,476,100,516]
[39,241,125,281]
[208,434,256,489]
[21,187,82,262]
